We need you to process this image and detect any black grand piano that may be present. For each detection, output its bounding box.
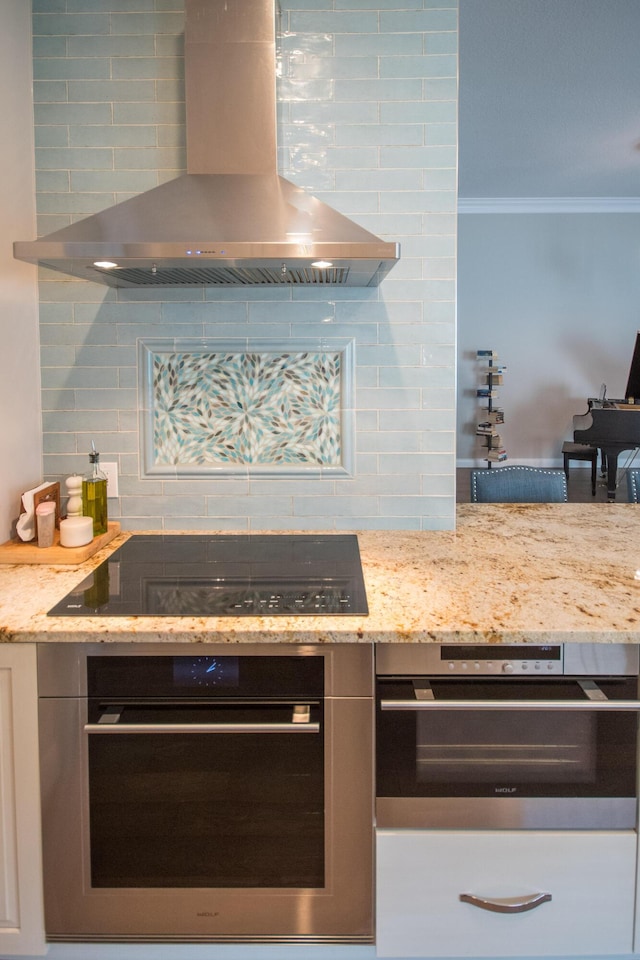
[572,333,640,500]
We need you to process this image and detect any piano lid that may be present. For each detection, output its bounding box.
[625,331,640,401]
[574,400,640,444]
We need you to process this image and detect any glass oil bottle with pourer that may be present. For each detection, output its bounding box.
[82,442,108,536]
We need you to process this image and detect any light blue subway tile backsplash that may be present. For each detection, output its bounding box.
[424,78,458,101]
[111,57,184,80]
[33,0,66,14]
[321,146,378,171]
[381,100,458,123]
[335,168,423,191]
[425,124,458,148]
[334,33,423,57]
[66,35,156,57]
[290,101,378,124]
[114,147,186,170]
[120,495,208,518]
[41,389,76,412]
[335,0,423,10]
[35,127,70,149]
[33,36,67,58]
[33,13,111,36]
[33,0,458,531]
[289,11,380,33]
[380,55,457,80]
[425,31,459,55]
[75,388,138,410]
[68,79,156,102]
[112,101,184,125]
[380,145,457,169]
[34,57,111,80]
[290,56,378,81]
[65,0,157,11]
[335,78,423,102]
[41,366,118,389]
[379,9,458,33]
[34,102,113,125]
[69,125,158,148]
[109,12,184,34]
[36,148,113,170]
[336,124,423,147]
[69,170,159,193]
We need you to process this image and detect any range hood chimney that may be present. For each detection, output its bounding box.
[14,0,400,288]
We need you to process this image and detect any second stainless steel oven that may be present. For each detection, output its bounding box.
[376,643,640,829]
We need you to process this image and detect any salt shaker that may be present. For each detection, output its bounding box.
[36,501,56,548]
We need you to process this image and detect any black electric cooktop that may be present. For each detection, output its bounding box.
[48,534,369,617]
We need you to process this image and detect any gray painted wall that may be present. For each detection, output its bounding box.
[458,0,640,200]
[457,0,640,469]
[457,212,640,466]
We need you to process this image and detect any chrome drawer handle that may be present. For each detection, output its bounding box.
[459,892,552,914]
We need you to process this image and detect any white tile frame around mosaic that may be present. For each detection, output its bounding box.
[138,339,356,478]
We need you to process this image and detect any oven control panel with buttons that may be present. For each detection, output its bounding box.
[375,642,639,679]
[439,644,563,675]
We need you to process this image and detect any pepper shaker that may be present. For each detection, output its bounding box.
[65,475,83,517]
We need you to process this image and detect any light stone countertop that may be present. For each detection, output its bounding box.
[1,503,639,645]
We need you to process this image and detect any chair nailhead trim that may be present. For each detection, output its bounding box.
[470,465,568,502]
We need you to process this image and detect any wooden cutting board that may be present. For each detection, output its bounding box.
[0,522,121,564]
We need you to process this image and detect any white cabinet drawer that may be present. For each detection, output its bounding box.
[376,829,636,957]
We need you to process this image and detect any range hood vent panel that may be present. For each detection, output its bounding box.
[14,0,399,288]
[91,264,354,288]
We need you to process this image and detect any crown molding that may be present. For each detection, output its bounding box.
[458,197,640,214]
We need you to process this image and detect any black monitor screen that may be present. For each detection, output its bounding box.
[625,331,640,400]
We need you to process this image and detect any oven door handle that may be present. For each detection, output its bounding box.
[84,721,320,734]
[380,699,640,712]
[85,703,319,733]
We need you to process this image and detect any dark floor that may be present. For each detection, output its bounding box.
[456,466,631,503]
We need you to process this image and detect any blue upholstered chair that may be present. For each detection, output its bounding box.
[626,469,640,503]
[470,465,568,503]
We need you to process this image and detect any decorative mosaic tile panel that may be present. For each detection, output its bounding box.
[138,339,355,477]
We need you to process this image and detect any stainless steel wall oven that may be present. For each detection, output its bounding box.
[376,643,640,830]
[37,642,373,943]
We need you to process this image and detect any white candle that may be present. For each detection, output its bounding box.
[59,516,94,548]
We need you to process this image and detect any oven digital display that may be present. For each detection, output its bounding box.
[440,645,561,661]
[173,656,240,688]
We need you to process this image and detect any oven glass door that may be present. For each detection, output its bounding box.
[376,677,638,801]
[87,700,324,889]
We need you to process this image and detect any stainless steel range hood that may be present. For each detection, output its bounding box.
[14,0,399,288]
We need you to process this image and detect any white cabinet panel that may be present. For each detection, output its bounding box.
[0,645,45,956]
[376,829,636,958]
